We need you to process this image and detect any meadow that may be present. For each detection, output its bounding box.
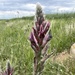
[0,13,75,75]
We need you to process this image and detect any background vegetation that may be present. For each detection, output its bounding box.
[0,13,75,75]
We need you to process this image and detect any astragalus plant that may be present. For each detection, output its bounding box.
[0,60,13,75]
[29,3,53,75]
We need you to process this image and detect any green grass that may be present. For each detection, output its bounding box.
[0,13,75,75]
[42,58,75,75]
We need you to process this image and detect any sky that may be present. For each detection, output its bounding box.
[0,0,75,19]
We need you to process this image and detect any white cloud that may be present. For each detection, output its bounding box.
[0,0,75,19]
[56,6,75,13]
[0,10,35,19]
[48,5,75,13]
[21,3,46,10]
[16,10,35,16]
[21,3,36,10]
[58,7,73,11]
[0,3,46,19]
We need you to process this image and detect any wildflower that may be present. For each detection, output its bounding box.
[2,60,13,75]
[29,3,53,75]
[29,3,52,52]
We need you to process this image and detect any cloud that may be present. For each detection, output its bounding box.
[0,2,45,11]
[0,3,46,19]
[58,6,75,12]
[21,3,46,11]
[0,0,75,19]
[21,3,36,10]
[45,5,75,13]
[0,10,35,19]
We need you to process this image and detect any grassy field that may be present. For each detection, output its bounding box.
[0,13,75,75]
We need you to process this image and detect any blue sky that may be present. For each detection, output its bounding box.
[0,0,75,19]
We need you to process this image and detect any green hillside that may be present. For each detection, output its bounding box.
[0,13,75,75]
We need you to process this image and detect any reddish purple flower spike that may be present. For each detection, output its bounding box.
[2,60,13,75]
[29,3,53,75]
[29,3,52,52]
